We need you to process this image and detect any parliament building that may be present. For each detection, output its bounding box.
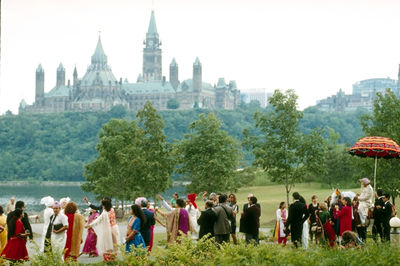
[19,11,240,114]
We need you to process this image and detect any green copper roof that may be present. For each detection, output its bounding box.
[170,58,177,67]
[73,66,78,76]
[45,85,72,98]
[80,69,117,87]
[194,57,201,66]
[147,10,158,37]
[57,63,65,71]
[91,36,108,65]
[217,78,226,87]
[177,79,215,95]
[122,80,175,95]
[36,64,44,72]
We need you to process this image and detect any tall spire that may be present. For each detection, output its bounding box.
[91,35,108,65]
[147,10,158,38]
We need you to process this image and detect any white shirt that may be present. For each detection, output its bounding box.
[52,213,68,227]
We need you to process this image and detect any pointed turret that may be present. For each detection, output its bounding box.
[57,62,66,87]
[91,35,108,66]
[35,64,45,106]
[36,64,44,73]
[73,65,78,86]
[147,10,159,39]
[193,57,202,93]
[170,58,179,90]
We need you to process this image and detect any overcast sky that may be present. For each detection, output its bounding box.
[2,0,400,114]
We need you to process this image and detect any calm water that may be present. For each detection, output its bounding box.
[0,183,186,213]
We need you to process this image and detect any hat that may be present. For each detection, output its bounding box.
[60,197,71,205]
[53,201,61,208]
[187,193,197,209]
[359,178,370,185]
[209,193,216,199]
[135,197,146,206]
[40,196,55,207]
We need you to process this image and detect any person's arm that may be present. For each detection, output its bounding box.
[154,213,165,227]
[156,208,166,218]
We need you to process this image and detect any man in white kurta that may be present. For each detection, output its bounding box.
[358,178,374,225]
[51,202,69,255]
[40,196,54,252]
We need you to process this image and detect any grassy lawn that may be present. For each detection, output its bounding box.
[192,182,357,227]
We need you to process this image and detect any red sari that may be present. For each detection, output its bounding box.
[334,205,352,236]
[1,219,28,261]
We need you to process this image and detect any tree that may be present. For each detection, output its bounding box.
[175,113,241,193]
[167,98,180,109]
[360,90,400,205]
[243,90,326,204]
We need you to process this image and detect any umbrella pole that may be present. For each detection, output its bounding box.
[374,156,377,191]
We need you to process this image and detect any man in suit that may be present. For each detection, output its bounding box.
[7,201,33,240]
[285,192,309,248]
[83,196,111,214]
[213,194,234,244]
[139,198,155,247]
[372,189,384,242]
[239,196,261,244]
[197,200,217,239]
[243,194,261,214]
[381,193,393,242]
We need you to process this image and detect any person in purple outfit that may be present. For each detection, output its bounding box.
[82,208,99,257]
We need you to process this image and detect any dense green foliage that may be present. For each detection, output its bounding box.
[82,102,174,201]
[244,90,326,203]
[0,102,366,182]
[175,113,242,193]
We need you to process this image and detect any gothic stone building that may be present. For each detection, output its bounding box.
[19,11,240,114]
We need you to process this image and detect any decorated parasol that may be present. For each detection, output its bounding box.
[349,136,400,190]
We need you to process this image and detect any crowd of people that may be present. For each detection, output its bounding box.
[0,177,393,263]
[279,178,395,249]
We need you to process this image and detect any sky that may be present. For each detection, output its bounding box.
[2,0,400,114]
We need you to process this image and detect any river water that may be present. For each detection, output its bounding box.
[0,183,186,213]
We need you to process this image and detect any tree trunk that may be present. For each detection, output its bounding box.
[285,174,289,205]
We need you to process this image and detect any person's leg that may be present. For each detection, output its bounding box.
[214,234,222,244]
[231,233,237,245]
[223,234,230,243]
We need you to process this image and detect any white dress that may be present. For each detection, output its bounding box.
[51,213,69,254]
[40,207,54,252]
[276,209,286,237]
[358,184,374,224]
[90,210,114,254]
[186,205,200,238]
[302,219,309,249]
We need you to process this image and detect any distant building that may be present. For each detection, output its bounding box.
[242,89,269,107]
[19,11,240,114]
[316,70,400,112]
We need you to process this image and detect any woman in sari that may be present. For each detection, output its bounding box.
[0,208,29,262]
[275,201,287,245]
[87,199,120,261]
[82,208,99,257]
[64,202,85,262]
[156,198,194,244]
[125,205,146,252]
[0,206,7,253]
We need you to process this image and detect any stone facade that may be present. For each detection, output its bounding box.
[20,11,240,114]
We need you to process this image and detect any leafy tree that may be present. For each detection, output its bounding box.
[167,98,180,109]
[244,90,326,204]
[175,113,241,193]
[360,90,400,204]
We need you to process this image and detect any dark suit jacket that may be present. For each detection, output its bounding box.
[243,203,261,213]
[286,201,309,233]
[197,208,217,239]
[239,205,261,236]
[373,197,384,220]
[141,208,155,245]
[382,201,393,223]
[89,203,103,214]
[7,211,33,240]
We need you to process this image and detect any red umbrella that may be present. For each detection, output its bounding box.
[349,136,400,190]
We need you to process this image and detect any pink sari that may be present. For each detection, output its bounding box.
[148,209,155,252]
[82,212,99,256]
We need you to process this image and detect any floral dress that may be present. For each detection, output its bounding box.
[125,216,145,252]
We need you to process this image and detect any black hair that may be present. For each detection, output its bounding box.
[219,194,228,203]
[377,189,383,197]
[205,200,214,208]
[102,199,112,211]
[176,198,186,208]
[140,199,148,208]
[343,197,351,206]
[131,205,147,230]
[299,196,306,204]
[0,206,3,215]
[15,201,24,209]
[384,193,390,200]
[9,208,23,237]
[279,201,285,209]
[293,192,300,200]
[250,196,258,205]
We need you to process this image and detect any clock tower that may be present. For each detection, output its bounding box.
[143,10,162,82]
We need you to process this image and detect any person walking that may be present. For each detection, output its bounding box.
[82,208,99,257]
[285,192,309,248]
[0,208,29,262]
[125,205,146,252]
[240,196,261,244]
[214,194,234,244]
[64,202,85,262]
[275,202,287,245]
[197,200,217,239]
